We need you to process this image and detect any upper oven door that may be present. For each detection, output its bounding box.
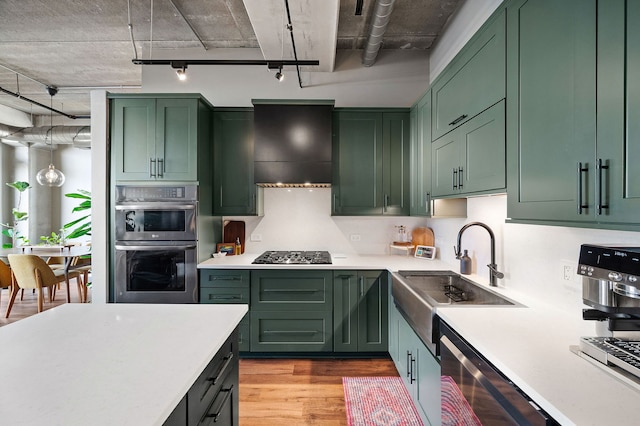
[115,203,196,241]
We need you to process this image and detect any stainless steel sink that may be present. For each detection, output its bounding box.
[391,270,521,353]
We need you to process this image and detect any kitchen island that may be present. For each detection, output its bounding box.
[200,252,640,426]
[0,303,247,426]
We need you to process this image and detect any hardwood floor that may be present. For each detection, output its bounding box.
[239,357,400,426]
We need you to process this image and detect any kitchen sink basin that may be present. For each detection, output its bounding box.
[391,270,521,353]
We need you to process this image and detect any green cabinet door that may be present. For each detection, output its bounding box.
[382,113,410,215]
[431,9,506,141]
[112,96,201,182]
[213,110,259,215]
[506,0,596,222]
[112,98,156,181]
[333,270,388,352]
[332,111,384,215]
[415,341,441,426]
[156,98,198,181]
[410,91,433,216]
[332,110,410,216]
[432,101,505,198]
[596,1,640,224]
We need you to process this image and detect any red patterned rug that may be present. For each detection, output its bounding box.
[343,376,482,426]
[343,376,424,426]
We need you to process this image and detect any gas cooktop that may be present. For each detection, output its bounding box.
[252,251,332,265]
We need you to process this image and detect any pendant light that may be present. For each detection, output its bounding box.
[36,87,65,187]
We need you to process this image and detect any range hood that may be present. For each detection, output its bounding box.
[253,101,334,186]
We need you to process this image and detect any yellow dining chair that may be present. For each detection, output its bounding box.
[6,254,81,317]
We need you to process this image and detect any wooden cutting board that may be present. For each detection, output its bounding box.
[223,220,246,254]
[412,227,434,247]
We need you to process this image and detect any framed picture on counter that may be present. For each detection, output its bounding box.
[216,243,236,255]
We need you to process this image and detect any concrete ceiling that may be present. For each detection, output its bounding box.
[0,0,461,121]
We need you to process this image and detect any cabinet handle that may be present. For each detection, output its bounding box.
[263,288,318,293]
[596,158,610,215]
[210,276,243,281]
[384,194,389,212]
[452,168,458,189]
[149,158,156,178]
[577,162,589,214]
[425,192,431,216]
[406,351,412,379]
[458,167,464,189]
[201,352,234,401]
[210,295,242,301]
[448,114,468,126]
[359,276,364,297]
[201,384,234,424]
[263,330,318,335]
[206,352,234,387]
[158,158,165,177]
[410,355,416,384]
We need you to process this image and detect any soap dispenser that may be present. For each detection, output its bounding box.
[460,250,472,275]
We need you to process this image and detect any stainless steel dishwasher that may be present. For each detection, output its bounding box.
[440,321,558,425]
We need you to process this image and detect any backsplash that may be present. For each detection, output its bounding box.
[227,189,640,313]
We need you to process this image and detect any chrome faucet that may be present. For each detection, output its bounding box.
[454,221,504,286]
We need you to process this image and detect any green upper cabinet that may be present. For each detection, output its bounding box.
[333,270,388,353]
[506,0,598,223]
[432,101,505,198]
[595,0,640,224]
[332,110,410,216]
[212,109,262,216]
[112,95,204,182]
[410,92,433,216]
[431,8,506,141]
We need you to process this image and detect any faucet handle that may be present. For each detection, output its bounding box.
[487,264,504,279]
[453,246,462,259]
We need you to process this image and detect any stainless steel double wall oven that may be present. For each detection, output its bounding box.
[114,185,198,303]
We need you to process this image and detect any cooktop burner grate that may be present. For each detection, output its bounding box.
[579,337,640,380]
[252,250,332,265]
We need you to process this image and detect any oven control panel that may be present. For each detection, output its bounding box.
[116,185,197,202]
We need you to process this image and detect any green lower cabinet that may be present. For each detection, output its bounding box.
[250,311,332,352]
[390,306,441,426]
[333,270,388,352]
[250,270,333,353]
[200,270,250,352]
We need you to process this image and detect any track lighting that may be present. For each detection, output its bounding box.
[170,62,188,81]
[275,67,284,82]
[176,66,187,81]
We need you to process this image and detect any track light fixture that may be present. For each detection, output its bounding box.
[171,61,188,81]
[275,67,284,82]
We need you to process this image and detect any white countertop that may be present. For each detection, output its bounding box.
[199,252,640,426]
[0,303,247,426]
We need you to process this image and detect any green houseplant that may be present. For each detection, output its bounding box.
[63,189,91,240]
[1,181,31,248]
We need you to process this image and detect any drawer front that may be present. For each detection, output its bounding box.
[250,311,332,352]
[198,363,238,426]
[200,287,250,304]
[251,270,333,311]
[200,270,250,288]
[188,329,238,425]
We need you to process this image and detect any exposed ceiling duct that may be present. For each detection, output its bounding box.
[0,124,91,149]
[362,0,397,67]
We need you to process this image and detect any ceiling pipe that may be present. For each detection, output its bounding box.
[362,0,397,67]
[0,123,91,148]
[0,85,89,119]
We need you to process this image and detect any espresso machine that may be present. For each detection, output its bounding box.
[576,244,640,380]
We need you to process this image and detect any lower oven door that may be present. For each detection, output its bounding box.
[114,241,198,303]
[440,321,556,425]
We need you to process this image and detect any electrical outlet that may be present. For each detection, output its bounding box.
[250,234,262,242]
[350,234,361,242]
[563,264,573,281]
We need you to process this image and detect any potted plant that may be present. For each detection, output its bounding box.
[1,181,31,248]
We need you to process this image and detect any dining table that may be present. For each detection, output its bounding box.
[0,245,92,303]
